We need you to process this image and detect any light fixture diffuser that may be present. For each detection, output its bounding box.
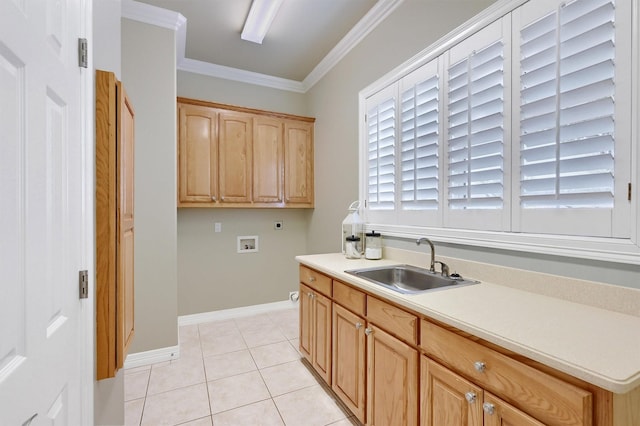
[241,0,284,44]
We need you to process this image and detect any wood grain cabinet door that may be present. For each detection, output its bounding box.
[332,303,366,424]
[421,357,483,426]
[178,103,218,204]
[367,324,418,426]
[253,116,283,203]
[482,393,545,426]
[219,111,252,203]
[284,120,314,206]
[116,82,135,369]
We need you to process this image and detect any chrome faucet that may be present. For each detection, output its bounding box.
[416,237,436,273]
[416,237,449,277]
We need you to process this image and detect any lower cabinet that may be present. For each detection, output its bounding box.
[331,282,418,426]
[421,357,543,426]
[299,283,332,383]
[367,324,418,426]
[298,266,639,426]
[332,303,366,423]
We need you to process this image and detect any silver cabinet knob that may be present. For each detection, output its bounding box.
[364,327,373,335]
[474,361,486,372]
[308,276,316,282]
[464,392,477,403]
[211,196,216,201]
[355,322,363,329]
[482,402,495,415]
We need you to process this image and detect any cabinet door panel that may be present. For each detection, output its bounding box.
[254,117,283,203]
[421,357,482,426]
[483,393,545,426]
[299,284,313,362]
[313,292,332,384]
[332,304,366,423]
[178,104,217,203]
[219,112,252,203]
[284,121,313,206]
[367,324,418,426]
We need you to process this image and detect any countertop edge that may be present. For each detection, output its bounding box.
[296,254,640,394]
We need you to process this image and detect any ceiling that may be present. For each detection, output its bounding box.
[136,0,380,83]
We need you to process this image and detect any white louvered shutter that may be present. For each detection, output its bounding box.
[514,0,630,237]
[367,90,396,211]
[448,40,505,210]
[401,72,439,211]
[444,18,510,231]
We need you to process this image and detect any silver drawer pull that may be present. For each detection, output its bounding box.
[474,361,486,372]
[364,327,373,335]
[355,322,362,329]
[308,276,316,282]
[464,392,477,403]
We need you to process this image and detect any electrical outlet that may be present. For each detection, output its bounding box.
[274,221,283,230]
[214,222,222,233]
[289,291,299,302]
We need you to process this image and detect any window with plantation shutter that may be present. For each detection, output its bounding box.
[367,89,396,211]
[444,18,510,231]
[519,0,614,209]
[447,40,505,210]
[400,71,439,211]
[360,0,637,261]
[513,0,631,237]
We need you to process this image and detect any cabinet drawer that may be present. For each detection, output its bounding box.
[420,320,592,426]
[332,280,366,317]
[367,296,417,345]
[299,265,332,297]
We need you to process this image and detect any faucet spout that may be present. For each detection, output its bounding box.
[416,237,436,273]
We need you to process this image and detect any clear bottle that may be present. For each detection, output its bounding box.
[341,201,364,257]
[365,231,382,260]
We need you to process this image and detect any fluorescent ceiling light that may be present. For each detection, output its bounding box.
[241,0,284,44]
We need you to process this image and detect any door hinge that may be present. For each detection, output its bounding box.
[78,38,88,68]
[79,270,89,299]
[629,183,632,201]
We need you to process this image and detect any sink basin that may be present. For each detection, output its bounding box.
[345,264,479,294]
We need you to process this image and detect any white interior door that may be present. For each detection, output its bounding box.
[0,1,92,425]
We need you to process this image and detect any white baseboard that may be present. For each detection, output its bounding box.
[178,299,298,326]
[124,345,180,369]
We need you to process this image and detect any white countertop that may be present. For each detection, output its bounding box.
[296,252,640,394]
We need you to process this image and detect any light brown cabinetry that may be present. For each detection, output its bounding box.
[177,98,314,208]
[253,116,283,203]
[420,320,592,426]
[178,103,217,204]
[299,263,640,426]
[330,279,419,425]
[219,111,252,203]
[421,357,543,426]
[284,120,314,205]
[367,324,419,426]
[299,266,332,383]
[332,281,367,422]
[95,70,135,379]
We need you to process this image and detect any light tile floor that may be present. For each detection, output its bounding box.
[125,306,359,426]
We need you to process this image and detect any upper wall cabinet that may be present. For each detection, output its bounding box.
[177,98,315,208]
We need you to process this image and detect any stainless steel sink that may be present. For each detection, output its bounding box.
[345,264,479,294]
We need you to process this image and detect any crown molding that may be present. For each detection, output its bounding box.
[122,0,186,31]
[122,0,403,93]
[302,0,405,91]
[178,58,306,93]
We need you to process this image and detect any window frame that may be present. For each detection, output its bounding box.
[358,0,640,265]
